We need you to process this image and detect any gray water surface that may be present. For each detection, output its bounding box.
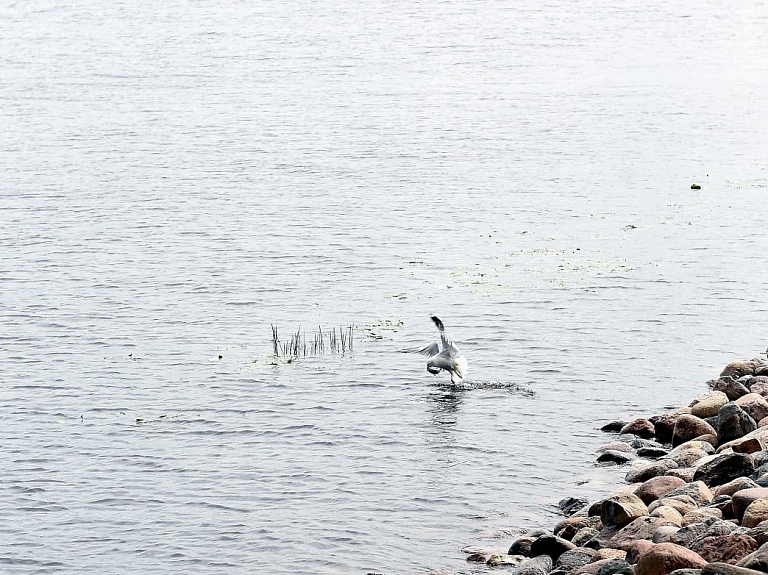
[2,1,768,573]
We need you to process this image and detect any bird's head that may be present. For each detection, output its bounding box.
[426,360,441,375]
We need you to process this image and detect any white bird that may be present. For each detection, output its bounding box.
[404,316,468,384]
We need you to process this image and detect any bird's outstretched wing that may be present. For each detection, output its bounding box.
[400,342,440,357]
[431,315,459,357]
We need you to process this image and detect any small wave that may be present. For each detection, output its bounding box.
[437,380,536,396]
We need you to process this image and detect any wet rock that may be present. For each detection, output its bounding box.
[597,443,635,454]
[636,476,688,505]
[608,516,679,550]
[517,554,554,575]
[742,498,768,528]
[557,548,598,573]
[718,403,758,445]
[487,553,526,567]
[731,488,768,523]
[466,552,487,562]
[689,532,757,564]
[711,378,751,402]
[602,494,650,527]
[621,419,656,439]
[721,361,762,380]
[638,447,671,459]
[573,527,601,547]
[692,392,730,419]
[675,416,719,447]
[634,543,707,575]
[626,460,680,483]
[649,495,700,517]
[693,453,755,487]
[509,536,537,557]
[702,563,767,575]
[665,482,715,506]
[736,541,768,571]
[599,451,638,464]
[603,421,630,432]
[594,558,634,575]
[555,516,603,541]
[654,525,681,543]
[651,506,684,526]
[681,508,722,527]
[530,534,577,562]
[654,410,692,444]
[735,395,768,425]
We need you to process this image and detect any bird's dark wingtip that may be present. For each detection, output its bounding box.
[431,316,444,331]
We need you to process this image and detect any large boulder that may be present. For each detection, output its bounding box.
[634,543,707,575]
[693,453,755,487]
[509,536,537,557]
[602,494,650,527]
[689,533,758,564]
[635,476,688,505]
[717,403,757,445]
[692,392,730,419]
[674,415,719,447]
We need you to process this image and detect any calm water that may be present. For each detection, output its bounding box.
[2,1,768,573]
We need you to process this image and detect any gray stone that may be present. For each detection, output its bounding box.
[560,497,590,517]
[556,548,598,573]
[702,563,766,575]
[693,453,755,487]
[572,527,601,547]
[717,403,757,445]
[601,494,649,527]
[598,450,637,464]
[517,554,554,575]
[595,559,634,575]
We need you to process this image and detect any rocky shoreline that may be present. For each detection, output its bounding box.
[463,355,768,575]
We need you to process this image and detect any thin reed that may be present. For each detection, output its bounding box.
[270,324,354,358]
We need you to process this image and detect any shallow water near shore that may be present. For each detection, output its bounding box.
[2,1,768,573]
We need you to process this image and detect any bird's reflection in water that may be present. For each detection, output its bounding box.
[424,385,464,442]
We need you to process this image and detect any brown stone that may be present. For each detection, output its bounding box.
[732,489,768,523]
[721,361,761,380]
[690,533,758,564]
[743,498,768,528]
[654,409,692,444]
[732,437,767,454]
[634,542,707,575]
[751,382,768,399]
[694,434,719,447]
[574,558,614,574]
[736,394,768,424]
[621,418,656,439]
[624,539,655,564]
[635,476,687,504]
[674,415,718,447]
[590,548,627,562]
[759,416,768,428]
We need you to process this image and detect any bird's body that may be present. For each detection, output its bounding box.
[405,316,468,383]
